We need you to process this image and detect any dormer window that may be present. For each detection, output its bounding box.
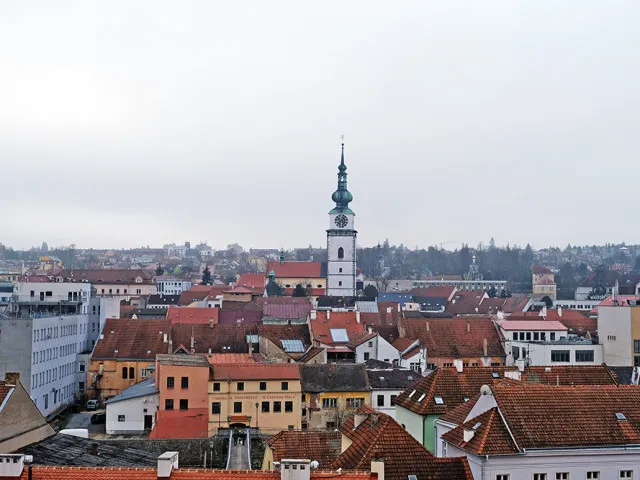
[434,396,444,405]
[135,277,143,283]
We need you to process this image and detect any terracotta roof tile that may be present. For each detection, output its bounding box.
[266,261,322,278]
[442,407,518,455]
[167,306,220,325]
[218,310,262,326]
[377,302,402,326]
[266,431,341,467]
[297,347,324,363]
[445,291,486,315]
[170,324,256,354]
[411,286,457,300]
[211,363,301,381]
[258,324,311,351]
[0,381,14,407]
[263,302,312,319]
[309,311,366,346]
[92,319,170,360]
[333,406,473,480]
[399,317,504,360]
[57,268,155,284]
[237,273,267,289]
[178,285,228,306]
[532,265,554,275]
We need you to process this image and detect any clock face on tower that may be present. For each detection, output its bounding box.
[334,214,348,228]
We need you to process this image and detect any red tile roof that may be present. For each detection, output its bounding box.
[237,273,267,289]
[263,302,312,319]
[395,365,619,417]
[0,381,14,407]
[475,298,507,315]
[532,265,553,275]
[211,363,301,381]
[445,291,486,315]
[445,382,640,454]
[218,310,262,326]
[170,324,255,354]
[167,306,219,325]
[501,295,530,313]
[266,430,341,467]
[333,406,473,480]
[399,317,504,360]
[92,319,171,360]
[309,311,367,346]
[178,285,228,306]
[377,302,402,326]
[258,324,311,351]
[206,353,258,364]
[411,286,457,300]
[267,261,322,279]
[442,406,518,455]
[5,467,374,480]
[58,268,155,284]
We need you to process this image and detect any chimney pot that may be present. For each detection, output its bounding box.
[453,359,463,373]
[157,452,179,478]
[463,429,475,443]
[466,322,470,333]
[356,311,361,323]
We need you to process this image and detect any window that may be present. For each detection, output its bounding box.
[534,332,540,341]
[237,382,244,391]
[167,377,174,388]
[118,415,126,422]
[281,381,289,391]
[260,381,267,391]
[526,332,531,341]
[262,401,270,413]
[390,395,397,405]
[234,402,242,413]
[634,340,640,353]
[338,247,344,259]
[79,382,85,391]
[364,352,370,360]
[519,332,525,341]
[285,401,293,412]
[409,362,420,372]
[496,475,510,480]
[555,474,569,480]
[512,346,520,359]
[165,399,174,410]
[377,395,385,407]
[550,332,556,341]
[181,377,189,388]
[338,281,342,286]
[129,367,134,379]
[620,472,632,479]
[551,350,570,362]
[273,401,282,412]
[346,397,364,408]
[441,440,447,456]
[586,473,599,480]
[212,402,221,414]
[122,367,128,379]
[575,350,594,362]
[443,363,453,367]
[533,475,547,480]
[213,382,220,391]
[322,397,338,409]
[512,332,518,340]
[326,421,337,429]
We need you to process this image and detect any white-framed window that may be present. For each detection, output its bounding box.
[441,440,447,457]
[496,475,510,480]
[620,472,633,479]
[556,474,569,480]
[586,473,599,480]
[533,474,547,480]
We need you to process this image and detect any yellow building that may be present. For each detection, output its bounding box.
[39,256,63,271]
[266,258,326,291]
[208,362,302,434]
[532,265,557,300]
[300,364,370,430]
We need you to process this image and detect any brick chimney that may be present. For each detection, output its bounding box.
[5,372,19,385]
[370,451,384,480]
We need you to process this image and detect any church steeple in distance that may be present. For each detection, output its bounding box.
[330,142,354,214]
[326,140,357,297]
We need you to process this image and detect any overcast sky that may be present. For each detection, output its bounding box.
[2,1,639,252]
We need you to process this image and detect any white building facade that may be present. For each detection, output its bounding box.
[105,378,159,434]
[326,143,357,297]
[156,277,192,295]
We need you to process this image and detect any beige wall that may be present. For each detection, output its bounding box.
[94,284,156,297]
[277,277,326,289]
[304,391,370,430]
[0,382,54,453]
[259,338,290,363]
[88,359,156,400]
[209,378,302,432]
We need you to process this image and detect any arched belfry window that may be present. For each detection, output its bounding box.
[338,247,344,259]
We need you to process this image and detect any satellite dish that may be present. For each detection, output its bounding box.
[310,461,319,470]
[480,384,491,396]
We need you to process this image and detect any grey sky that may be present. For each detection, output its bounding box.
[1,1,639,251]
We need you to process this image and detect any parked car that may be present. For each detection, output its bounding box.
[90,413,106,424]
[86,399,99,411]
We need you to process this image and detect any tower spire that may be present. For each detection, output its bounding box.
[330,140,353,213]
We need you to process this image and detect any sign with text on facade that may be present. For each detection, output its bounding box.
[209,394,297,401]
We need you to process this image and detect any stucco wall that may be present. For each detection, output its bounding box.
[394,406,424,445]
[106,393,158,434]
[599,306,633,366]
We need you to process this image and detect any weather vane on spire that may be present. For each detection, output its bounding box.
[340,134,344,143]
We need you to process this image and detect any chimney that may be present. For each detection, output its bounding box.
[190,336,195,353]
[209,318,215,328]
[483,338,488,357]
[367,326,373,334]
[386,306,392,314]
[353,412,368,428]
[466,322,470,333]
[326,311,331,320]
[515,359,526,372]
[541,305,548,317]
[310,309,317,320]
[370,453,384,480]
[453,359,463,373]
[208,348,212,355]
[463,428,475,443]
[0,455,31,478]
[280,459,311,480]
[5,372,19,385]
[557,306,563,317]
[157,452,179,478]
[248,340,253,354]
[504,370,521,381]
[163,333,168,344]
[426,321,430,331]
[356,311,361,323]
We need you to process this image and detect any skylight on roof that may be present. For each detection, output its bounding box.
[491,372,500,379]
[408,476,417,480]
[417,393,426,403]
[408,390,416,398]
[282,339,305,353]
[463,397,470,402]
[473,422,482,430]
[616,412,627,421]
[330,328,349,342]
[434,396,444,405]
[379,376,385,381]
[246,335,259,343]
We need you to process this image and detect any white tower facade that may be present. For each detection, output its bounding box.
[326,143,357,297]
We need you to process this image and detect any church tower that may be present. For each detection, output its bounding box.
[326,142,357,297]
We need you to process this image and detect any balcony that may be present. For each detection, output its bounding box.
[13,294,86,305]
